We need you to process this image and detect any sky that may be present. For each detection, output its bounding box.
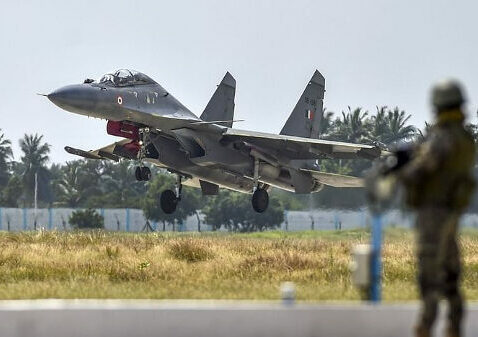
[1,0,477,163]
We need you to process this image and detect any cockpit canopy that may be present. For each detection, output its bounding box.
[97,69,156,87]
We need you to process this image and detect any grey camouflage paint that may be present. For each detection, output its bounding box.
[47,70,381,196]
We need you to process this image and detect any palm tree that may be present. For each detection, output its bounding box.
[322,107,372,176]
[383,107,416,145]
[56,161,84,207]
[368,106,416,147]
[328,107,370,144]
[319,108,335,138]
[368,106,389,144]
[0,129,13,188]
[53,159,106,207]
[19,134,51,206]
[417,122,432,141]
[99,160,148,207]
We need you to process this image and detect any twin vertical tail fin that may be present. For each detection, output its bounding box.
[201,70,324,134]
[200,72,236,127]
[280,70,325,139]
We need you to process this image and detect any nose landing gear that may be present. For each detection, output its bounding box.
[134,128,152,182]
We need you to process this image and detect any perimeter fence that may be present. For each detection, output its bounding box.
[1,207,478,232]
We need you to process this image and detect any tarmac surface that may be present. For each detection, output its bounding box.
[0,300,477,337]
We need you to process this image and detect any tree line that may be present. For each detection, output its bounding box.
[1,106,477,230]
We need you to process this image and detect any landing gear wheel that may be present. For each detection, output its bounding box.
[161,189,178,214]
[141,166,151,181]
[252,188,269,213]
[135,166,143,181]
[135,166,151,181]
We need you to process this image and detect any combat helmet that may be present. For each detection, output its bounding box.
[431,79,466,111]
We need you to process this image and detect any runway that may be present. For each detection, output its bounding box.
[0,300,477,337]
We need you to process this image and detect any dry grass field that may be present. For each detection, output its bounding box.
[0,229,477,301]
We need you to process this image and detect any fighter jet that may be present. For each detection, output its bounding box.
[46,69,382,213]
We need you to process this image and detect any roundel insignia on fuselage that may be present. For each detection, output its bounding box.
[117,96,123,105]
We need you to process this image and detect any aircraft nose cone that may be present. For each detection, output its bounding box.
[48,84,98,114]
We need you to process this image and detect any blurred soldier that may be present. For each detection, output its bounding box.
[396,80,475,337]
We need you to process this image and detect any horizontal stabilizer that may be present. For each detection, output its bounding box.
[301,169,364,188]
[64,142,127,162]
[98,150,121,161]
[65,146,103,160]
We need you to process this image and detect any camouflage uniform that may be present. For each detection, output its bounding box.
[399,108,475,337]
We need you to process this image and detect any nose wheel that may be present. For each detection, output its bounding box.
[135,166,151,181]
[135,128,152,182]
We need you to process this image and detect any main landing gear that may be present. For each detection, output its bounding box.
[252,188,269,213]
[251,157,269,213]
[160,190,178,214]
[160,175,182,214]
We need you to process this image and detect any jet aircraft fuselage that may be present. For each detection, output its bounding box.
[47,69,382,213]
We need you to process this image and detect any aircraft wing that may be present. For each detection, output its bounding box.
[64,139,133,162]
[222,129,383,160]
[300,169,364,187]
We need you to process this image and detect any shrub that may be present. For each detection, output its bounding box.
[69,209,104,230]
[168,238,214,262]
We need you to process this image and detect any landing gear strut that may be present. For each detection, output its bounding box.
[251,157,269,213]
[134,128,152,182]
[160,175,182,214]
